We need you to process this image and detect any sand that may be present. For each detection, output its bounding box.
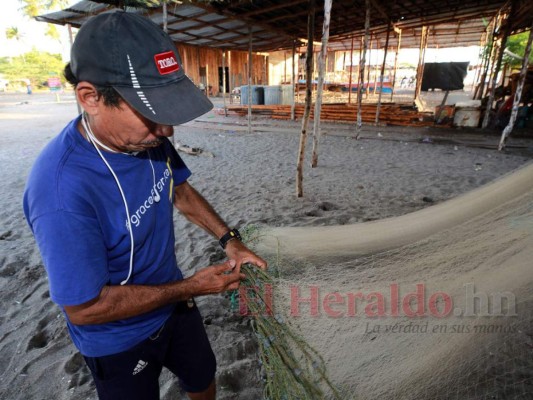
[0,92,532,399]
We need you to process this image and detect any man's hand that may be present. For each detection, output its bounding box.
[187,260,245,295]
[64,260,245,326]
[225,240,267,270]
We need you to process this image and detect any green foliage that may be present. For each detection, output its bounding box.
[18,0,71,17]
[17,0,71,42]
[398,62,416,70]
[0,49,65,89]
[5,26,22,41]
[45,24,60,40]
[504,32,533,68]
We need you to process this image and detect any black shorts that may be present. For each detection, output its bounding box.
[83,301,216,400]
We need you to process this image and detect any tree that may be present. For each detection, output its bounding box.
[19,0,71,17]
[504,31,533,68]
[0,49,65,89]
[5,26,23,41]
[5,27,26,62]
[18,0,71,41]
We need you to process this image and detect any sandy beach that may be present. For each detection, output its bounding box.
[1,92,532,399]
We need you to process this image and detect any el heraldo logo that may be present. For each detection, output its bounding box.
[154,51,179,75]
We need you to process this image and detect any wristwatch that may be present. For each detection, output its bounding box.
[219,228,242,249]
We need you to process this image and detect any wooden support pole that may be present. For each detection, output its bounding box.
[284,51,287,84]
[222,49,227,117]
[291,39,296,120]
[162,0,168,33]
[228,50,232,96]
[483,14,504,100]
[499,24,533,151]
[296,0,315,198]
[311,0,332,168]
[365,34,372,98]
[414,26,429,103]
[483,34,498,100]
[247,26,252,135]
[356,0,371,137]
[472,31,488,99]
[205,63,209,97]
[435,90,449,124]
[477,17,498,100]
[390,27,401,101]
[375,20,391,125]
[68,23,82,115]
[475,38,491,100]
[342,51,346,74]
[482,6,514,129]
[357,37,363,95]
[373,41,380,96]
[348,35,354,104]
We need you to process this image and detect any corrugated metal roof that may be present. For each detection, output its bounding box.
[35,0,531,52]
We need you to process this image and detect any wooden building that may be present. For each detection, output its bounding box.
[175,44,268,96]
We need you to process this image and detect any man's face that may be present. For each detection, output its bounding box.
[90,97,174,153]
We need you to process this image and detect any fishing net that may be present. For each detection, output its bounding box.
[246,163,533,399]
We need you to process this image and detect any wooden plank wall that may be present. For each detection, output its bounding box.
[174,43,268,97]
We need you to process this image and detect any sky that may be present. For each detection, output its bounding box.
[0,0,78,60]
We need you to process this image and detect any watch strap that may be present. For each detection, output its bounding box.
[219,228,242,249]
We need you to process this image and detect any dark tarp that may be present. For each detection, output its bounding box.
[421,62,469,91]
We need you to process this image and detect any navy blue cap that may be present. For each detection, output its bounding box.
[71,10,213,125]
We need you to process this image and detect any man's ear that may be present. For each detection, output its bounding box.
[76,82,100,115]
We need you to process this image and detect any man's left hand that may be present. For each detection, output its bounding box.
[225,240,267,270]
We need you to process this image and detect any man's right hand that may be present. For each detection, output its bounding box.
[187,259,245,296]
[64,260,245,326]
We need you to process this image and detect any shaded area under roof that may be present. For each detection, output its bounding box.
[36,0,532,52]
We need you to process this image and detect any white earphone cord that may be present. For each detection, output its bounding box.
[81,114,135,285]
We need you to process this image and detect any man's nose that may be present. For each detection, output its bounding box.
[152,124,174,137]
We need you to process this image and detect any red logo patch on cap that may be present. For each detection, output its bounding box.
[154,51,179,75]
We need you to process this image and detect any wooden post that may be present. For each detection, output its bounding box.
[477,17,498,100]
[311,0,332,168]
[247,26,252,135]
[68,23,82,115]
[472,31,488,99]
[499,24,533,151]
[291,39,296,120]
[205,63,209,97]
[414,26,429,103]
[342,51,346,74]
[222,49,227,117]
[483,34,498,99]
[284,51,287,84]
[264,55,268,84]
[348,35,354,103]
[296,0,315,197]
[228,50,232,97]
[390,27,401,101]
[375,20,391,125]
[482,6,514,129]
[357,37,363,95]
[365,34,372,98]
[373,41,380,96]
[435,90,449,124]
[162,0,168,33]
[501,62,508,88]
[356,0,370,137]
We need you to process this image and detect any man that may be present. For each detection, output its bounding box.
[23,10,266,400]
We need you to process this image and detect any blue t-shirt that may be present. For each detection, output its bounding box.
[23,116,191,357]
